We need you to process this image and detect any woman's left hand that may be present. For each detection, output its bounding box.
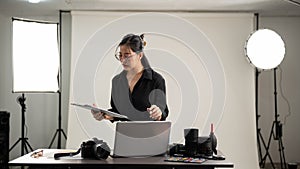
[147,105,162,121]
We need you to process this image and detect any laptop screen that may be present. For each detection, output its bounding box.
[113,121,171,157]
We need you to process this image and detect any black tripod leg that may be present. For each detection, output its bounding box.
[258,128,272,168]
[57,129,67,149]
[278,137,287,169]
[9,139,22,152]
[25,139,34,152]
[262,122,276,169]
[282,146,287,169]
[62,129,67,139]
[260,135,275,169]
[258,132,268,168]
[24,142,29,154]
[22,139,32,154]
[257,129,263,166]
[48,128,68,148]
[281,139,287,169]
[48,130,59,148]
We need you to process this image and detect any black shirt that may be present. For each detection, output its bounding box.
[109,68,169,121]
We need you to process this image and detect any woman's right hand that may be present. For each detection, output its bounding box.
[91,104,105,121]
[91,109,105,121]
[91,104,114,121]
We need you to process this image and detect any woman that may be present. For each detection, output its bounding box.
[92,33,169,121]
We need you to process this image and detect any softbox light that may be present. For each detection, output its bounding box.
[245,29,285,70]
[12,19,59,93]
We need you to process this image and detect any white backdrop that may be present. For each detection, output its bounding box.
[67,11,258,169]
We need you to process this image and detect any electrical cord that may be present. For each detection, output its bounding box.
[278,66,292,125]
[25,124,28,137]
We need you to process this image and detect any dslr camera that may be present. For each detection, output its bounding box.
[54,138,110,160]
[81,138,111,160]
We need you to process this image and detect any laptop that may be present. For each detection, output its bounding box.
[112,121,171,158]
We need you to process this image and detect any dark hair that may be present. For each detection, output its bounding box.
[118,34,145,53]
[117,33,150,69]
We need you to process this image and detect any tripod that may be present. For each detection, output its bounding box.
[48,91,67,148]
[261,68,287,169]
[255,69,276,169]
[9,93,34,156]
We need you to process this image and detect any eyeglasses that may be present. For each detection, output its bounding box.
[115,53,136,61]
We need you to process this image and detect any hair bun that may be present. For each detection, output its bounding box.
[140,34,146,47]
[140,34,144,40]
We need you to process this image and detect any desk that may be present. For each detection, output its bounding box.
[9,149,234,169]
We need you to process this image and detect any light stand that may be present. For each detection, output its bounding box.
[48,91,67,148]
[261,68,287,169]
[255,68,276,169]
[12,18,62,154]
[245,27,286,169]
[251,14,274,168]
[48,11,67,149]
[9,93,34,155]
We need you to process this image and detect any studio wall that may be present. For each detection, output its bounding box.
[67,11,258,169]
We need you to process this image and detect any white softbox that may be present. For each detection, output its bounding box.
[12,19,59,93]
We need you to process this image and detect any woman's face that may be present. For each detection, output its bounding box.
[118,45,142,71]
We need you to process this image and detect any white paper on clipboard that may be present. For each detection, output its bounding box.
[71,103,129,120]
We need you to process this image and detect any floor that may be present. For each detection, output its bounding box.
[262,162,298,169]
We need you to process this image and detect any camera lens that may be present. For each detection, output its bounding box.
[184,128,198,157]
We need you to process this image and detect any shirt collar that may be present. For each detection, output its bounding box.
[120,68,153,80]
[142,68,153,80]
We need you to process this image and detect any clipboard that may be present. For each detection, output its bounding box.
[71,103,129,120]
